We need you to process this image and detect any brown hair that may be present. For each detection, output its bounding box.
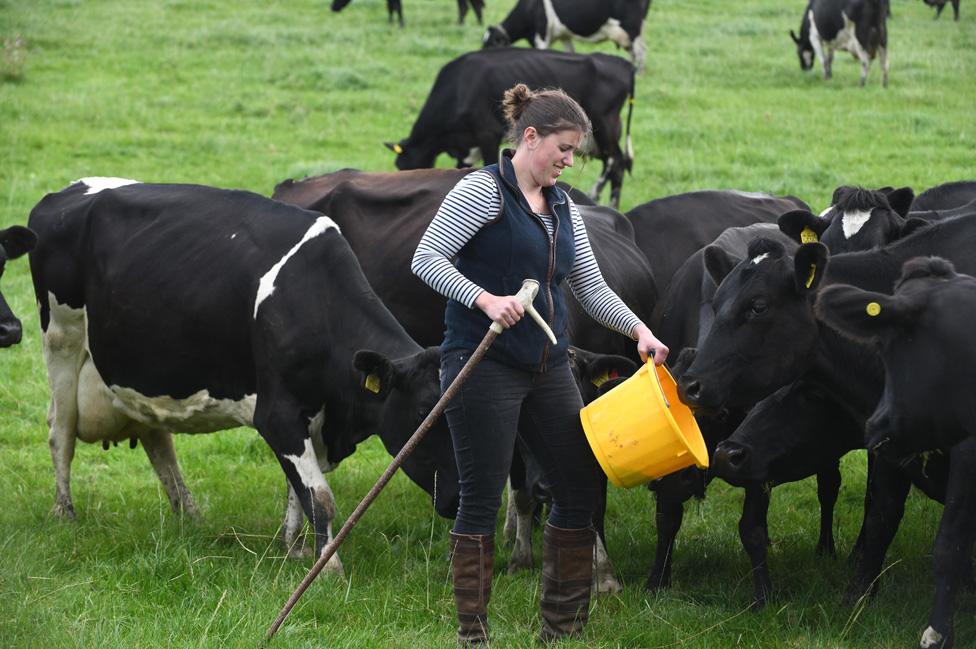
[501,83,592,146]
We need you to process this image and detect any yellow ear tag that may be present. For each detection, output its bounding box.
[805,263,817,289]
[365,374,381,393]
[393,144,403,154]
[591,370,610,388]
[866,302,881,317]
[800,227,819,244]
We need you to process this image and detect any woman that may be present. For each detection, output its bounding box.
[411,83,668,645]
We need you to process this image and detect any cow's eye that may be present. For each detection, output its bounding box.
[750,301,768,316]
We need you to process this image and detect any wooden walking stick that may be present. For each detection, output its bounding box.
[265,278,556,642]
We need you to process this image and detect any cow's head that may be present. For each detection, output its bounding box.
[568,346,639,405]
[383,140,437,171]
[482,25,511,48]
[790,29,814,70]
[711,381,860,487]
[353,347,460,518]
[0,226,38,348]
[331,0,352,12]
[779,186,919,254]
[678,238,828,410]
[816,256,976,459]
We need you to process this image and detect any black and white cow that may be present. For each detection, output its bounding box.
[331,0,485,26]
[384,48,635,208]
[921,0,961,20]
[791,0,889,87]
[28,178,460,570]
[628,190,809,300]
[0,226,37,348]
[483,0,652,73]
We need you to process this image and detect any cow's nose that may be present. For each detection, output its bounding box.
[678,378,702,406]
[712,441,750,479]
[0,320,22,348]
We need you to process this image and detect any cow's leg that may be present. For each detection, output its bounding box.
[879,46,889,88]
[592,473,622,594]
[740,484,772,609]
[589,158,614,204]
[845,458,911,603]
[472,0,484,25]
[857,52,870,87]
[282,483,311,559]
[645,495,684,590]
[562,38,575,53]
[42,301,88,519]
[631,34,647,74]
[254,398,343,575]
[815,462,841,557]
[952,0,960,20]
[920,438,976,649]
[456,0,467,24]
[139,429,200,520]
[506,481,536,573]
[824,48,834,80]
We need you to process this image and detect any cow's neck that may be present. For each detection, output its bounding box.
[808,321,884,426]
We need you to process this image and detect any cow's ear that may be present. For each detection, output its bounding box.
[793,242,828,294]
[352,350,395,399]
[703,245,740,286]
[898,217,931,239]
[669,347,697,380]
[778,210,828,244]
[886,187,915,218]
[383,141,404,155]
[0,226,38,259]
[789,29,801,44]
[815,285,915,342]
[583,353,639,389]
[595,376,629,398]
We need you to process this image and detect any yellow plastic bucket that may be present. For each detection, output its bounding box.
[580,362,709,488]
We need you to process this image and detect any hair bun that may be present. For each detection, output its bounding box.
[502,83,534,124]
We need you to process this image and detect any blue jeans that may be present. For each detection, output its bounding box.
[441,350,601,534]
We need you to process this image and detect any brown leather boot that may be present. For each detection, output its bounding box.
[539,524,595,642]
[450,532,494,646]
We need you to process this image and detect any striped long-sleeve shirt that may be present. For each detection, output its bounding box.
[411,170,643,339]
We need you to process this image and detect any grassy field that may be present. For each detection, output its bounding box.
[1,0,975,647]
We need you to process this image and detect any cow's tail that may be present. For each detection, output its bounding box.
[624,67,635,174]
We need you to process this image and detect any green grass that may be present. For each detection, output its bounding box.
[1,0,975,647]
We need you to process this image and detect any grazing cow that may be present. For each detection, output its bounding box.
[678,207,976,647]
[912,180,976,212]
[0,226,38,348]
[331,0,485,26]
[384,48,635,208]
[791,0,889,87]
[627,190,809,300]
[818,257,976,458]
[921,0,961,20]
[28,178,460,569]
[482,0,652,73]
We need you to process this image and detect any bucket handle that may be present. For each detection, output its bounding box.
[648,359,670,409]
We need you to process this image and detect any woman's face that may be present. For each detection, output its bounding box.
[521,127,583,188]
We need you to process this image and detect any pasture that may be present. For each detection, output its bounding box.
[1,0,974,647]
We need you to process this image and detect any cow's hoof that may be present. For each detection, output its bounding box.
[595,575,623,594]
[814,541,837,558]
[51,500,76,520]
[285,539,313,560]
[920,625,952,649]
[506,552,533,574]
[318,552,344,578]
[643,574,671,592]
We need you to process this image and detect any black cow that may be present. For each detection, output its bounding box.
[331,0,485,26]
[921,0,961,20]
[28,178,460,570]
[679,206,976,647]
[0,226,37,348]
[482,0,652,73]
[627,190,809,300]
[791,0,889,87]
[912,180,976,212]
[383,48,635,208]
[818,257,976,458]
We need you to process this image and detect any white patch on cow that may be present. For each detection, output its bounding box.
[594,534,623,594]
[107,385,256,433]
[462,147,483,167]
[541,0,631,49]
[819,205,835,217]
[920,627,944,648]
[308,407,334,473]
[77,177,140,195]
[751,252,771,265]
[284,437,331,495]
[230,233,237,239]
[728,190,773,200]
[841,209,873,238]
[253,216,340,318]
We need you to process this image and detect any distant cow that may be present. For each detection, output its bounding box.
[791,0,889,87]
[331,0,485,26]
[912,180,976,212]
[0,226,37,348]
[28,178,460,569]
[384,49,635,208]
[483,0,652,72]
[922,0,960,20]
